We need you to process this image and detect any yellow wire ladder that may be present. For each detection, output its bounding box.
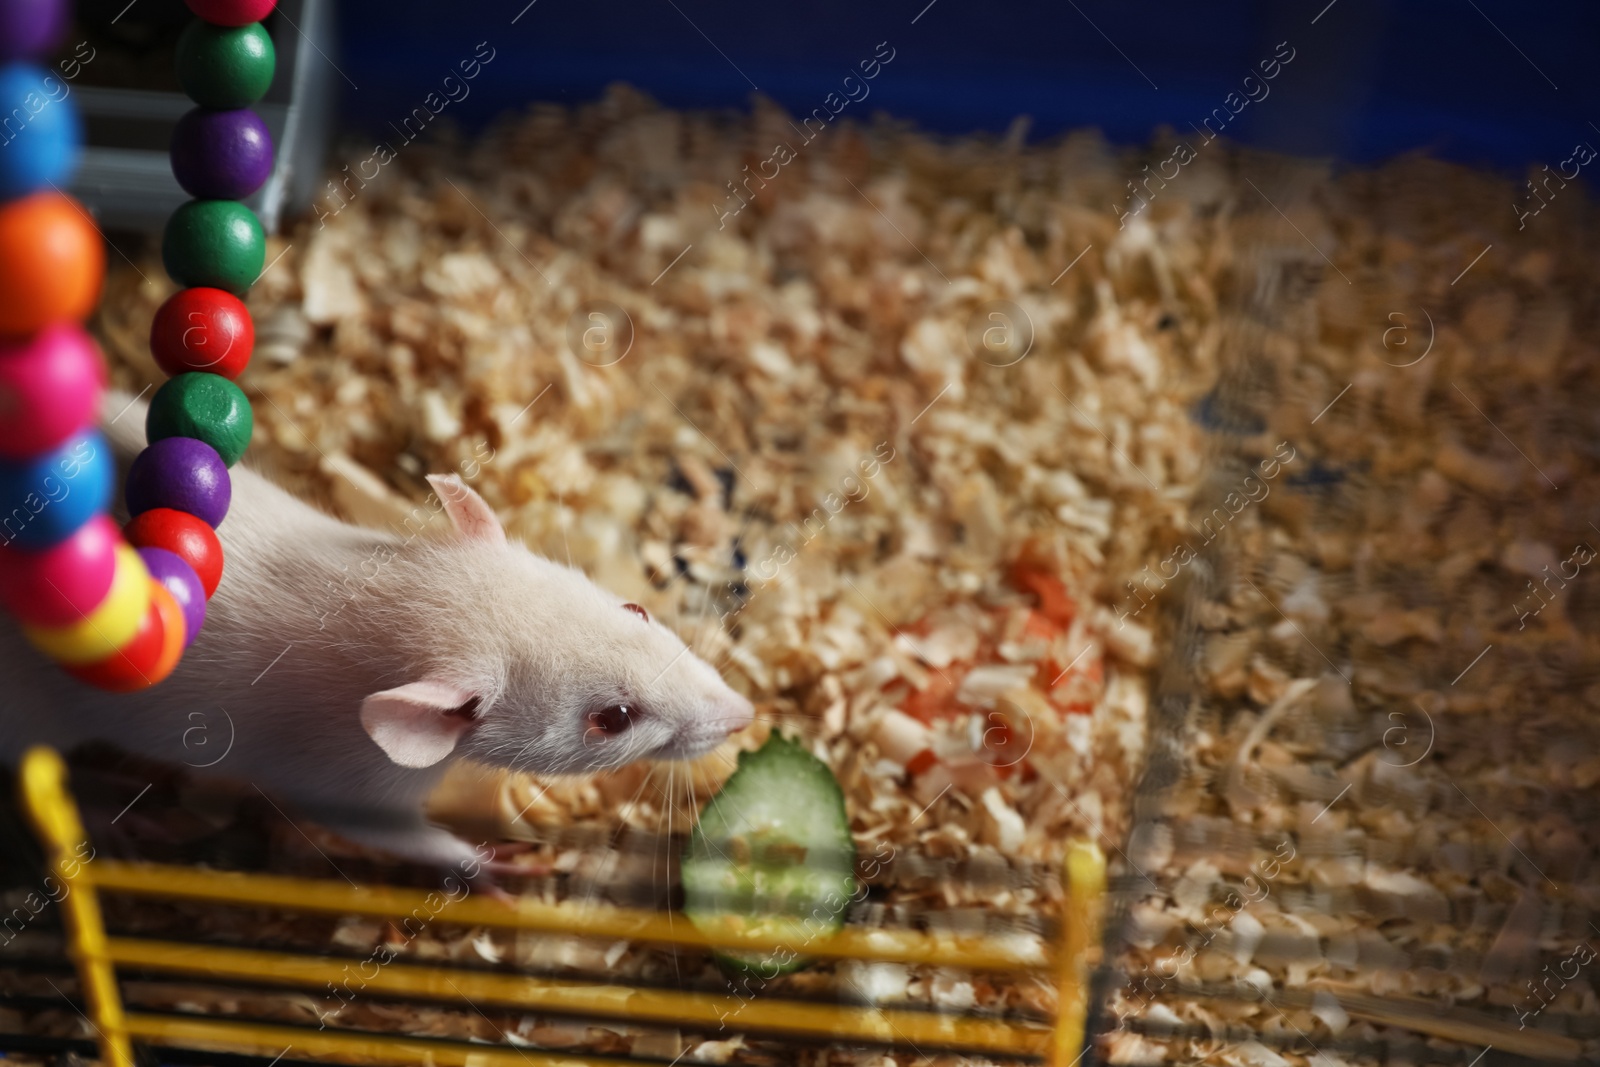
[18,746,1107,1067]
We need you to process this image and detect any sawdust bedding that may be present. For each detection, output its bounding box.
[9,86,1215,1066]
[9,86,1592,1065]
[94,89,1212,851]
[1095,158,1600,1065]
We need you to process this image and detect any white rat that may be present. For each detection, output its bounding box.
[0,394,753,869]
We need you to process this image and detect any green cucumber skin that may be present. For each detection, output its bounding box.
[683,733,858,974]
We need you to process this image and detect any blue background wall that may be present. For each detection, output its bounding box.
[336,0,1599,172]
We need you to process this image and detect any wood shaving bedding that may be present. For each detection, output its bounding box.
[18,89,1592,1067]
[94,97,1215,862]
[1100,154,1600,1065]
[42,86,1221,1064]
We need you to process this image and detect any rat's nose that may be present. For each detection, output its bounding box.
[716,695,755,736]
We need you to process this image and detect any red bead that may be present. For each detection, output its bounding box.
[67,580,187,691]
[183,0,276,26]
[150,287,253,380]
[63,580,172,692]
[124,507,224,598]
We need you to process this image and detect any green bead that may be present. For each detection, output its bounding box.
[175,20,276,108]
[147,372,254,467]
[162,199,265,295]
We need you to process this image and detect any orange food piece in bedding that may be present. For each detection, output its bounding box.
[1009,561,1077,628]
[1044,642,1102,715]
[897,555,1081,728]
[1023,609,1063,641]
[900,666,968,721]
[1042,648,1103,688]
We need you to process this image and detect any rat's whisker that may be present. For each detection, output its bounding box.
[684,765,704,830]
[635,762,658,820]
[576,761,658,911]
[660,761,674,866]
[747,709,810,729]
[665,764,684,986]
[686,763,773,865]
[615,761,658,827]
[507,735,542,772]
[677,767,698,856]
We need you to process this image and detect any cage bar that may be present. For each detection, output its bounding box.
[17,745,1105,1065]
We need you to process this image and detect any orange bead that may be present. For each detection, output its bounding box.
[0,192,105,336]
[144,581,187,686]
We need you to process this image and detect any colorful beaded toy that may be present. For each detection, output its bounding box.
[0,0,274,691]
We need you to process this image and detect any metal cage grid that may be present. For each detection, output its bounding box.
[17,745,1106,1067]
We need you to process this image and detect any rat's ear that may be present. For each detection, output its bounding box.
[360,679,482,768]
[426,474,506,546]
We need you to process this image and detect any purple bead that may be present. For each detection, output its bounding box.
[136,546,207,647]
[169,107,274,200]
[0,0,67,61]
[126,437,232,529]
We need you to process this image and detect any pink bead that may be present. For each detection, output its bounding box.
[183,0,277,26]
[0,513,119,626]
[0,323,106,459]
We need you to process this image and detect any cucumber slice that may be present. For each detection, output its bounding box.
[682,732,857,975]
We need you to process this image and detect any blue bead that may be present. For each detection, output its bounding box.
[0,430,112,550]
[0,63,82,199]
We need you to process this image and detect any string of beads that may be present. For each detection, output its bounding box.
[0,0,275,690]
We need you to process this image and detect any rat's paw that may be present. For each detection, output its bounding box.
[481,839,551,873]
[291,810,544,900]
[370,826,552,898]
[326,818,490,883]
[462,842,552,900]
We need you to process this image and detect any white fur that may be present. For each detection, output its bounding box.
[0,394,753,866]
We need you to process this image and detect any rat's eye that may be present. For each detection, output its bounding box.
[622,603,650,623]
[587,703,634,736]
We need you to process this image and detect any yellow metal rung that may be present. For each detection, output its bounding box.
[13,746,1108,1067]
[125,1012,630,1067]
[17,747,135,1067]
[91,859,1051,971]
[109,935,1049,1056]
[1052,839,1107,1067]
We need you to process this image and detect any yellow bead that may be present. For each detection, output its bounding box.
[23,544,152,664]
